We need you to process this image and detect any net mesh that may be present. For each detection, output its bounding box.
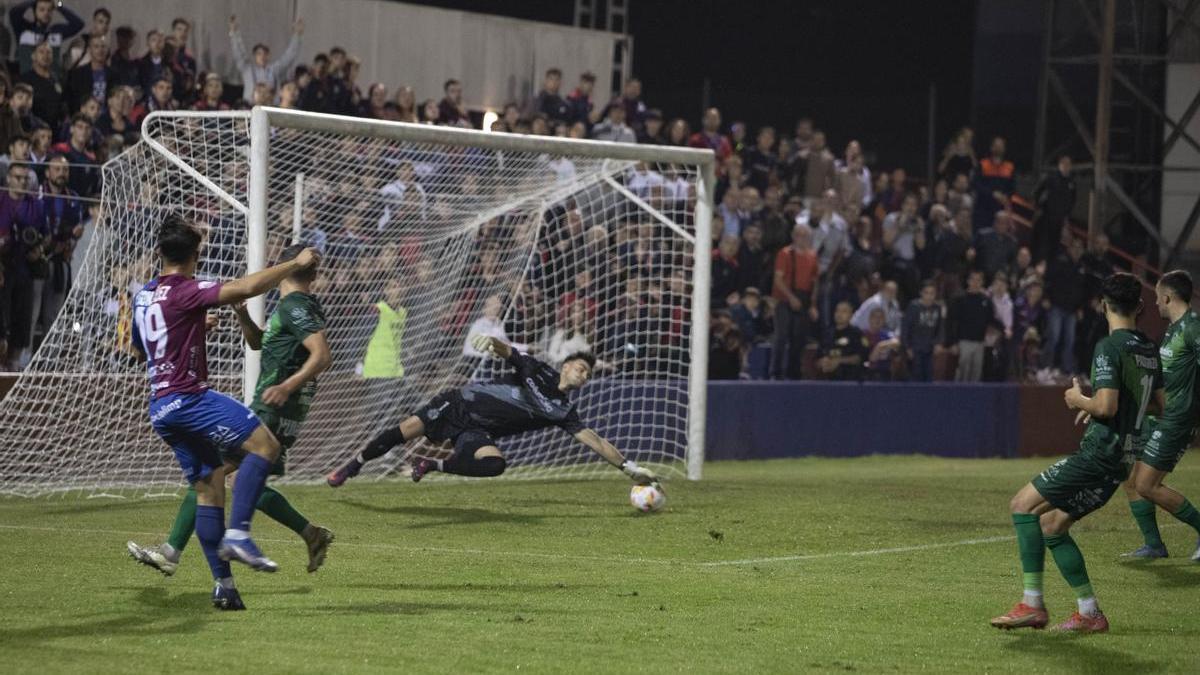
[0,111,706,497]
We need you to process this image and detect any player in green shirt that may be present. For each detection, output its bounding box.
[1122,270,1200,560]
[991,273,1163,634]
[127,245,335,590]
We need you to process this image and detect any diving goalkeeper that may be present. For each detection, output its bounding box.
[326,335,660,485]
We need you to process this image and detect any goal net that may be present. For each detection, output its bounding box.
[0,108,714,497]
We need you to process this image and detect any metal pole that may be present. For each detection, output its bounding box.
[1033,0,1056,173]
[292,172,305,244]
[243,107,270,405]
[1091,0,1115,244]
[927,81,937,187]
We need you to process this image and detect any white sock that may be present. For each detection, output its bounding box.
[216,577,236,590]
[225,528,250,540]
[435,458,444,471]
[1077,595,1099,617]
[161,543,180,562]
[1023,591,1044,609]
[355,452,366,464]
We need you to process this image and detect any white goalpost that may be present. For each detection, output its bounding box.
[0,107,714,497]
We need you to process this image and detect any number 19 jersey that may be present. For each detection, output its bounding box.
[131,274,224,400]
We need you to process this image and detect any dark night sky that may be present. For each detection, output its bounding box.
[396,0,977,173]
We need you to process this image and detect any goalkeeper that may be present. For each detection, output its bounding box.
[327,335,659,485]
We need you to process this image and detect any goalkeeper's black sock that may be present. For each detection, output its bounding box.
[357,426,407,464]
[440,454,507,477]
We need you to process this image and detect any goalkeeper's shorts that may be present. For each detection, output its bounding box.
[416,390,496,456]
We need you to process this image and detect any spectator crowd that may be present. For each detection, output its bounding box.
[0,1,1126,387]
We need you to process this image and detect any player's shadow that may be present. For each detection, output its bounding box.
[0,587,207,648]
[1116,561,1200,588]
[41,499,168,516]
[338,499,604,528]
[1002,632,1167,672]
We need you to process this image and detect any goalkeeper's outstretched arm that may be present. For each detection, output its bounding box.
[573,428,658,483]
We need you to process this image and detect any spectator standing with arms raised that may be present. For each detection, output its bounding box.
[229,15,304,105]
[10,0,84,76]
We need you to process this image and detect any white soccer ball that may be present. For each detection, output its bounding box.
[630,483,666,513]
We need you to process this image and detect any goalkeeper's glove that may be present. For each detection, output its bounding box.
[471,333,497,357]
[620,459,658,484]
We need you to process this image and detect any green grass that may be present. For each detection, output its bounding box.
[2,456,1200,673]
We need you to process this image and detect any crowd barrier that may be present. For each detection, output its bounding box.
[706,381,1081,461]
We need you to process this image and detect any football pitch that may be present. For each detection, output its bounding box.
[2,456,1199,674]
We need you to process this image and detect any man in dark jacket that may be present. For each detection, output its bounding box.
[66,35,114,114]
[1031,155,1076,263]
[948,269,994,382]
[532,68,570,125]
[1041,237,1088,373]
[10,0,84,76]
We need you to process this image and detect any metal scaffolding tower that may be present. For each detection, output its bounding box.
[1033,0,1200,267]
[574,0,633,98]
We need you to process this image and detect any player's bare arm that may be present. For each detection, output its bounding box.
[261,331,332,407]
[217,247,321,305]
[232,302,264,350]
[573,428,658,483]
[1064,377,1118,419]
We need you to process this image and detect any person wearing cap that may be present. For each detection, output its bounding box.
[566,71,602,127]
[590,102,636,144]
[637,109,665,144]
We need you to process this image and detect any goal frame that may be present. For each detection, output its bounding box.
[145,106,716,480]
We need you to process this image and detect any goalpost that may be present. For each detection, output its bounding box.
[0,107,715,497]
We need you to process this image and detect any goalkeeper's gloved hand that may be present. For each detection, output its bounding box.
[471,333,497,357]
[621,459,658,484]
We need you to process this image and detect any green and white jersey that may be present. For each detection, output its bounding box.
[1080,328,1162,471]
[1157,310,1200,430]
[250,291,327,421]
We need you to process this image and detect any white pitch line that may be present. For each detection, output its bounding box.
[695,535,1016,567]
[0,523,1016,568]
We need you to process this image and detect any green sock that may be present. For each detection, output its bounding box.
[166,486,198,552]
[1129,499,1164,547]
[1170,499,1200,536]
[1045,533,1094,599]
[1012,514,1045,595]
[256,485,310,536]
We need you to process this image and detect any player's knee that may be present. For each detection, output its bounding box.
[1039,511,1069,536]
[477,456,507,477]
[1133,474,1158,500]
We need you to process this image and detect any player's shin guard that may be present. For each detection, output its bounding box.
[1129,499,1164,547]
[1169,499,1200,536]
[1012,514,1045,605]
[1045,533,1096,612]
[440,454,507,477]
[229,453,272,532]
[257,486,309,536]
[359,426,406,463]
[167,487,198,553]
[195,505,232,582]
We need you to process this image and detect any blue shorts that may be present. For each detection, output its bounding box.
[150,389,261,483]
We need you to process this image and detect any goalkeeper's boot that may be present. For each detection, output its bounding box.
[989,602,1049,630]
[218,534,278,573]
[410,457,438,483]
[302,525,335,573]
[126,541,179,577]
[1051,611,1108,633]
[326,457,363,487]
[1120,543,1168,559]
[212,583,246,611]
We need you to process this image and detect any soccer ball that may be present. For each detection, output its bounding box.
[630,483,666,512]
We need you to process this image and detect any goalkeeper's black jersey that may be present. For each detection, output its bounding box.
[460,352,586,438]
